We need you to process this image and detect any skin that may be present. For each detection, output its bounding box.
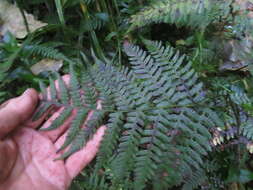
[0,76,106,190]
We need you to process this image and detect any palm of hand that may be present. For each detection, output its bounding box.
[0,78,105,190]
[2,127,71,190]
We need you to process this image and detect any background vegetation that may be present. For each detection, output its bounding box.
[1,0,253,189]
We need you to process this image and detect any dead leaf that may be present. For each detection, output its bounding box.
[0,0,47,38]
[30,59,63,75]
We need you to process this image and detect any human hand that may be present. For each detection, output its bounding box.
[0,76,106,190]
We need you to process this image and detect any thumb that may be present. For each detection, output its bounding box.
[0,89,39,139]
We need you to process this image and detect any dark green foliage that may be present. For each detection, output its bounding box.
[33,41,223,189]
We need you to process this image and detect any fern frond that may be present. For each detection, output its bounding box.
[33,40,224,189]
[23,44,73,63]
[129,0,228,30]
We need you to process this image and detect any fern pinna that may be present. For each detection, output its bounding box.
[33,40,223,190]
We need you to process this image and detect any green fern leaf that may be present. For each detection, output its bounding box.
[49,77,57,100]
[40,107,73,131]
[24,44,73,63]
[56,73,70,104]
[95,112,124,170]
[58,108,88,152]
[39,81,48,100]
[69,65,83,107]
[112,111,145,181]
[60,110,106,159]
[32,102,53,121]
